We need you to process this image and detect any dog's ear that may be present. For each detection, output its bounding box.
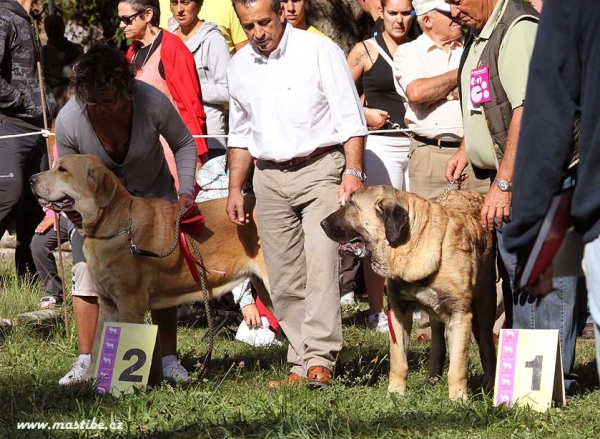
[376,198,408,247]
[89,165,117,208]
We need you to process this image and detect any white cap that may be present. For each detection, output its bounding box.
[412,0,452,15]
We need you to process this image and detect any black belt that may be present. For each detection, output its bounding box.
[263,145,340,169]
[412,134,461,148]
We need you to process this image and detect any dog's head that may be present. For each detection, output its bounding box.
[30,154,120,224]
[321,186,411,269]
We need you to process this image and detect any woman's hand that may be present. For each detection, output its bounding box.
[364,108,389,131]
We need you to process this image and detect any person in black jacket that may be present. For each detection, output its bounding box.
[504,0,600,379]
[0,0,56,278]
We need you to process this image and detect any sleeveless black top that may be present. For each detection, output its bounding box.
[362,32,407,131]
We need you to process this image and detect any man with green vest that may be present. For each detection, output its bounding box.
[444,0,579,393]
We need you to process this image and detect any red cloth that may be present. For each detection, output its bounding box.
[255,296,280,333]
[387,309,397,345]
[126,31,208,162]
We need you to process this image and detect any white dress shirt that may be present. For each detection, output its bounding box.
[227,23,367,162]
[394,33,464,140]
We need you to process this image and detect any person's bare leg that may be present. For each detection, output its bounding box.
[152,307,177,357]
[73,295,99,354]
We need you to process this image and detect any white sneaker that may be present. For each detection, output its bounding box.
[340,291,356,306]
[163,361,190,383]
[368,312,390,333]
[59,360,89,386]
[235,317,282,347]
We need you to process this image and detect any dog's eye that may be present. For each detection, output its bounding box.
[57,166,67,173]
[347,200,355,207]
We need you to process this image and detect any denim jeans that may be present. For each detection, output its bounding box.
[582,236,600,379]
[496,226,579,390]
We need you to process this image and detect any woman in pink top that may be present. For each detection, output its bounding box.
[118,0,208,189]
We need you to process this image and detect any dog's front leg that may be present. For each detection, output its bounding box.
[446,312,472,400]
[387,280,414,395]
[84,297,118,381]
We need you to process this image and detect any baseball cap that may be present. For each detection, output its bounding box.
[412,0,452,15]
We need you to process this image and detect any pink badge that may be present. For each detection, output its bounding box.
[470,65,492,107]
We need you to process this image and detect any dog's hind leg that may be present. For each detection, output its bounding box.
[84,297,118,381]
[446,312,472,400]
[387,280,415,395]
[427,318,446,386]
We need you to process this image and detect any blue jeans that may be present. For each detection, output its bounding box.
[582,236,600,380]
[496,226,579,390]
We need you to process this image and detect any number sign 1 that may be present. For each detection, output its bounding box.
[493,329,565,412]
[95,322,159,396]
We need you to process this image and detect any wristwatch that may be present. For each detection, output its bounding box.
[493,178,512,192]
[343,169,367,182]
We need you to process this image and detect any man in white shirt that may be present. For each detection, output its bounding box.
[226,0,368,389]
[395,0,488,201]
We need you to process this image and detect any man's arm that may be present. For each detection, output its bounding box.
[0,17,25,112]
[480,106,522,230]
[339,136,365,201]
[226,147,253,225]
[405,69,458,107]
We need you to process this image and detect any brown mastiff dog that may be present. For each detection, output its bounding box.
[321,186,496,400]
[30,154,270,380]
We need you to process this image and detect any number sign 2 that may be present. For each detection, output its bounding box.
[95,323,159,396]
[494,329,565,412]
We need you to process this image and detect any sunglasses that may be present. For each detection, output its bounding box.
[119,10,144,26]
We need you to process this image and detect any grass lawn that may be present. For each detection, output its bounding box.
[0,255,599,438]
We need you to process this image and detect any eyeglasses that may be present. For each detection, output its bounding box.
[119,11,144,26]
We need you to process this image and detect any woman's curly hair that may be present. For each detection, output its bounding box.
[71,45,137,104]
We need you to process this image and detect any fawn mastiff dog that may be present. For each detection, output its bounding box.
[321,186,496,400]
[30,154,270,380]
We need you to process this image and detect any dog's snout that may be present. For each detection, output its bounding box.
[29,173,39,187]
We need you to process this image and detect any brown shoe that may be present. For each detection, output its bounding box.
[307,366,332,389]
[265,372,306,389]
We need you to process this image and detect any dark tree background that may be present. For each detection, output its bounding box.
[34,0,373,54]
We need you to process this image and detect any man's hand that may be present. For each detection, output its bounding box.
[480,185,512,230]
[35,216,56,234]
[226,189,250,225]
[338,175,363,205]
[445,146,470,183]
[178,193,195,212]
[241,304,262,329]
[364,108,388,131]
[524,265,554,298]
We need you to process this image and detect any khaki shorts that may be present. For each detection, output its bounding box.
[72,262,99,297]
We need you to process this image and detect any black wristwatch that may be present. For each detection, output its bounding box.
[343,169,367,182]
[493,178,512,192]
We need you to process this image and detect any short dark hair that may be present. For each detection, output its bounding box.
[232,0,281,15]
[119,0,161,27]
[72,45,136,104]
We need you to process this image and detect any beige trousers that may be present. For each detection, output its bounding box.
[408,138,490,201]
[253,150,345,375]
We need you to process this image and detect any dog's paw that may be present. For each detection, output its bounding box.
[449,389,468,401]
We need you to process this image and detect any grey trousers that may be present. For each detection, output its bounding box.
[30,215,73,299]
[254,150,345,375]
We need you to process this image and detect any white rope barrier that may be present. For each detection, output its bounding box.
[0,126,463,141]
[0,129,53,140]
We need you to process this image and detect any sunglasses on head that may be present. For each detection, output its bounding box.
[119,10,144,26]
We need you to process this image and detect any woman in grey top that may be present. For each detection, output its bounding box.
[169,0,230,157]
[55,45,197,386]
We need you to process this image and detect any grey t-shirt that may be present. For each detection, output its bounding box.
[55,80,197,202]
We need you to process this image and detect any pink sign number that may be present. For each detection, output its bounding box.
[470,65,492,107]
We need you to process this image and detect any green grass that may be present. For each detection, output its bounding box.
[0,256,599,438]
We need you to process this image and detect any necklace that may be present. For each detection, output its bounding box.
[134,29,161,69]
